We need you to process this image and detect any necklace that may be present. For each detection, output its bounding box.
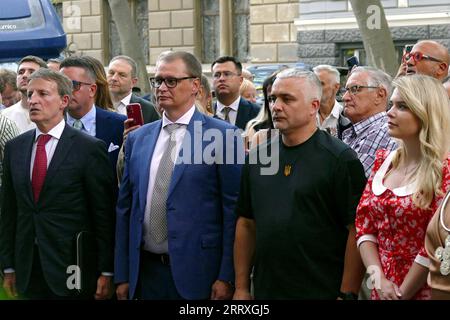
[434,191,450,276]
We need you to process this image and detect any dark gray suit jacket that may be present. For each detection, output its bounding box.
[0,125,115,297]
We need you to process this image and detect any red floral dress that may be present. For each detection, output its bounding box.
[355,149,450,300]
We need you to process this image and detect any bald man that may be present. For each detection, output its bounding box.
[401,40,449,81]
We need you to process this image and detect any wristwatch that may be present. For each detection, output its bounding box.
[338,291,358,300]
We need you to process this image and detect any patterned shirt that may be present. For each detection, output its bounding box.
[0,114,20,187]
[342,112,396,177]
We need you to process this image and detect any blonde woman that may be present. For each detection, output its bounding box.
[355,75,450,300]
[239,78,257,104]
[196,74,213,116]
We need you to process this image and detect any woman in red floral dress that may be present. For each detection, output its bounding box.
[356,74,450,300]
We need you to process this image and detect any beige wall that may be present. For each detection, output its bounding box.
[148,0,196,64]
[62,0,106,63]
[249,0,299,63]
[63,0,300,66]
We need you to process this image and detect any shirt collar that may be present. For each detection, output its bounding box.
[66,105,96,131]
[217,96,241,113]
[120,92,133,107]
[34,118,65,142]
[330,100,343,119]
[162,105,196,128]
[352,112,387,136]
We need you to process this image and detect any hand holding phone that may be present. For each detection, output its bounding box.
[126,103,144,127]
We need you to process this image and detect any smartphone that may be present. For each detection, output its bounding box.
[126,103,144,127]
[346,56,359,69]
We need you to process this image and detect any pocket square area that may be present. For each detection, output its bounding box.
[108,143,120,152]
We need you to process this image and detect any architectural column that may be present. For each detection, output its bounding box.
[219,0,233,56]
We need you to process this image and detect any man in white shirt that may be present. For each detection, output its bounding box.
[212,56,260,130]
[2,56,47,133]
[115,51,242,300]
[107,55,159,123]
[313,65,343,137]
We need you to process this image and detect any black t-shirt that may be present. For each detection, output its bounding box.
[236,129,366,299]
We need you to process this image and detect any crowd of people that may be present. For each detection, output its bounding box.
[0,38,449,300]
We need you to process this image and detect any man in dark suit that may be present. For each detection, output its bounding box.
[59,57,126,174]
[0,69,115,299]
[212,56,260,130]
[115,51,243,300]
[107,55,160,122]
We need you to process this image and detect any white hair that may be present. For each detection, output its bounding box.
[276,68,322,101]
[313,64,340,84]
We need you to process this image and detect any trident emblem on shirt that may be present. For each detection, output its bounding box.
[284,165,292,177]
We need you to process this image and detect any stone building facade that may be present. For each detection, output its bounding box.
[296,0,450,66]
[60,0,450,68]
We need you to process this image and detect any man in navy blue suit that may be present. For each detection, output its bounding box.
[212,56,260,130]
[60,57,126,174]
[115,51,243,300]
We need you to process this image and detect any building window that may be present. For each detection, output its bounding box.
[340,43,412,68]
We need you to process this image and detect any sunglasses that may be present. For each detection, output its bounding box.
[403,52,443,64]
[72,80,93,91]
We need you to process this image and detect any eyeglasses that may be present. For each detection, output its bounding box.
[212,71,239,80]
[403,51,443,64]
[149,76,197,88]
[341,85,379,95]
[72,80,93,91]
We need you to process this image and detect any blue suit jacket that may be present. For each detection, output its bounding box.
[115,110,243,299]
[95,106,126,172]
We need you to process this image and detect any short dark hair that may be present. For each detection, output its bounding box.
[29,68,73,97]
[158,51,202,79]
[211,56,242,74]
[60,56,97,82]
[18,55,48,70]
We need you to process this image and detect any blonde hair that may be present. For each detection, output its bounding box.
[240,78,256,97]
[391,75,450,208]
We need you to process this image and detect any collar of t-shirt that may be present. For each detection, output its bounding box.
[66,105,97,137]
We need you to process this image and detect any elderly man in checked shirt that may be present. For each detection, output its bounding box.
[341,66,396,178]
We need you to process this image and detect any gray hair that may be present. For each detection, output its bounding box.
[313,64,340,84]
[276,68,322,101]
[110,55,138,78]
[351,66,393,99]
[29,68,73,97]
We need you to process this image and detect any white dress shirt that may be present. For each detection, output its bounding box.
[113,92,132,116]
[216,96,241,126]
[316,100,343,137]
[29,119,66,179]
[143,105,195,253]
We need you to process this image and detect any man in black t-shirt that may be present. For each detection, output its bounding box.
[233,69,367,300]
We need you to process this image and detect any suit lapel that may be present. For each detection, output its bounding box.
[95,107,109,142]
[168,110,205,198]
[40,125,75,200]
[235,98,248,130]
[23,131,36,205]
[139,122,161,212]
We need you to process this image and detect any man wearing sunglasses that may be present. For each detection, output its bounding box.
[60,57,126,182]
[398,40,449,82]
